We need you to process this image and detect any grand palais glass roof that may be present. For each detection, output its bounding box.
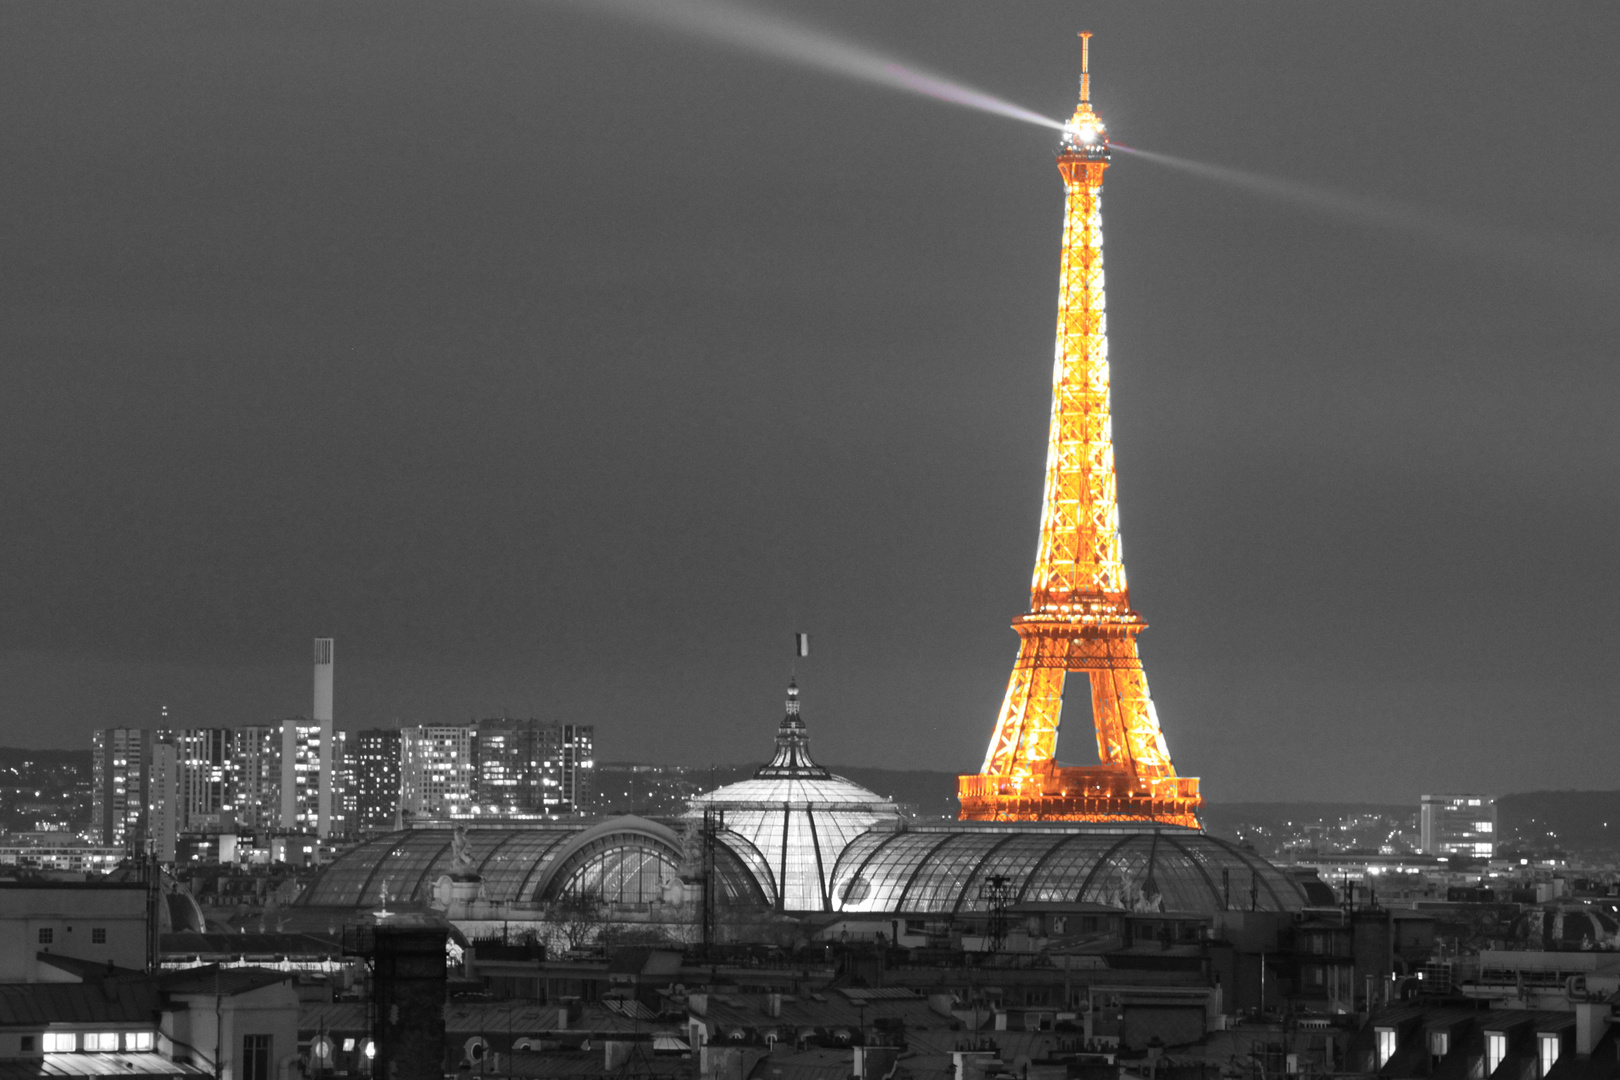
[296,818,768,910]
[688,681,902,912]
[828,823,1306,917]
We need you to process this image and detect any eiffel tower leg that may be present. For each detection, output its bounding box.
[981,633,1066,777]
[1087,669,1130,767]
[1098,664,1177,779]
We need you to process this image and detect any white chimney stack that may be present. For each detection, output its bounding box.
[314,638,334,838]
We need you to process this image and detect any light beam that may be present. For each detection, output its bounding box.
[1113,142,1619,293]
[564,0,1065,132]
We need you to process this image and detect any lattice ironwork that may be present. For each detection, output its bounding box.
[959,36,1200,827]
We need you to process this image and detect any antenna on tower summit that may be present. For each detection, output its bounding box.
[1078,32,1092,106]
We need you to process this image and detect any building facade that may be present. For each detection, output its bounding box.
[474,719,532,814]
[163,728,238,832]
[280,722,349,835]
[359,721,593,826]
[0,882,150,981]
[474,719,594,816]
[90,729,150,849]
[232,725,281,832]
[352,729,401,833]
[147,742,180,862]
[1421,793,1497,858]
[553,723,593,813]
[399,726,478,820]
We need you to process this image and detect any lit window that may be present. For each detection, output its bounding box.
[126,1033,153,1052]
[1429,1031,1449,1059]
[43,1033,75,1053]
[84,1033,120,1053]
[1538,1033,1559,1076]
[1486,1032,1508,1074]
[1376,1028,1397,1067]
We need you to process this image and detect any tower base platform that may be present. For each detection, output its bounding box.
[958,765,1200,827]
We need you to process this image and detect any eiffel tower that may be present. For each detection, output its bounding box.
[958,36,1200,826]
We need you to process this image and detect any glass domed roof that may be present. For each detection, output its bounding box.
[688,681,902,912]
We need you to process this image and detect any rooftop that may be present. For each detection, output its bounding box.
[0,982,161,1028]
[159,967,293,997]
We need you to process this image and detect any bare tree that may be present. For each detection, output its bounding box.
[543,893,605,952]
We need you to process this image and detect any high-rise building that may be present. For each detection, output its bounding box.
[474,719,594,816]
[399,726,478,820]
[554,723,593,813]
[367,721,593,825]
[331,730,354,837]
[280,720,349,836]
[169,728,238,831]
[353,728,402,833]
[281,719,322,832]
[232,725,282,832]
[148,741,181,862]
[474,719,530,814]
[91,728,150,849]
[1420,794,1496,859]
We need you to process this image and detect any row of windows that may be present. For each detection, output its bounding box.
[1380,1027,1563,1075]
[38,928,107,944]
[40,1031,154,1053]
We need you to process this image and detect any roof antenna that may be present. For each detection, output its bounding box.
[1078,31,1092,106]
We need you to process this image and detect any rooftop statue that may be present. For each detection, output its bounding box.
[451,823,480,880]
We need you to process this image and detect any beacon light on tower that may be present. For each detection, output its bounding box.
[1060,34,1107,151]
[958,35,1201,826]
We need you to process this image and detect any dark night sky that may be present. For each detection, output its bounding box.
[1,2,1616,803]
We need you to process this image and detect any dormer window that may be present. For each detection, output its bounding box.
[1538,1033,1560,1077]
[1376,1028,1397,1067]
[1486,1032,1508,1075]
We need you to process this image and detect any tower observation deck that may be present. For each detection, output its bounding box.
[958,36,1201,826]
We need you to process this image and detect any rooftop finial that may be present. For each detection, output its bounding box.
[1079,32,1092,106]
[1061,31,1105,150]
[755,676,828,779]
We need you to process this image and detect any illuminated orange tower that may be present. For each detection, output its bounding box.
[958,36,1200,826]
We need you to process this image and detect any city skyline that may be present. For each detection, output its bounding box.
[1,4,1616,803]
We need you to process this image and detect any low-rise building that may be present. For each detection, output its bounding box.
[0,880,150,981]
[1422,793,1497,859]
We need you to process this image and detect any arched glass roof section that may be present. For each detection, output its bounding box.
[298,826,586,908]
[296,819,777,911]
[531,817,770,908]
[828,824,1304,918]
